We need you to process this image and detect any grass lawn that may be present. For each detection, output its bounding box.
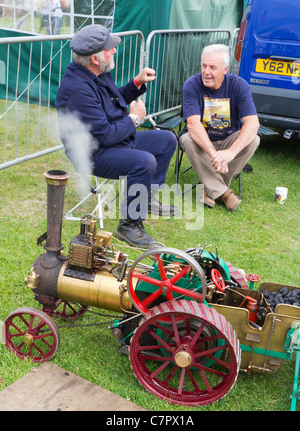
[0,130,299,411]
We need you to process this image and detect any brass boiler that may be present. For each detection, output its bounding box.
[26,170,133,315]
[57,260,133,313]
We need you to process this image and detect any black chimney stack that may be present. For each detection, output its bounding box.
[43,170,70,253]
[27,170,70,308]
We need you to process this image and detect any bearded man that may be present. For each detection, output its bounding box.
[56,25,177,247]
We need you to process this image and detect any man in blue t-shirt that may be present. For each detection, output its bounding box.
[180,44,260,211]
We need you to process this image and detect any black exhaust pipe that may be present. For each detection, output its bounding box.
[25,170,70,308]
[43,170,70,253]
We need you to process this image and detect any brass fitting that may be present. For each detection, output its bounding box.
[95,230,113,248]
[25,268,40,290]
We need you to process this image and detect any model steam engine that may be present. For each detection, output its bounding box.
[3,170,300,409]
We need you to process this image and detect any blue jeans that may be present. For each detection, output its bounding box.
[43,15,62,35]
[51,16,63,35]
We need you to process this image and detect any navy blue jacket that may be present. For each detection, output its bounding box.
[55,61,146,149]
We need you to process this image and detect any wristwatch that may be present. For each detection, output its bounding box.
[129,114,141,126]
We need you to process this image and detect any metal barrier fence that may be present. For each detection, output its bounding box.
[0,28,233,170]
[0,34,71,169]
[144,29,232,118]
[0,0,115,35]
[0,30,144,169]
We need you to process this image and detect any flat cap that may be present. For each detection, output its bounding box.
[70,24,121,56]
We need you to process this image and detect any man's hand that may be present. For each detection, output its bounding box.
[134,68,156,86]
[129,100,146,120]
[211,149,235,174]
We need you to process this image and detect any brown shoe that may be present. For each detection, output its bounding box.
[200,190,215,208]
[219,188,241,211]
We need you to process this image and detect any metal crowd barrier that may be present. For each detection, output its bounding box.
[0,30,144,170]
[143,29,231,118]
[0,28,233,170]
[0,0,115,35]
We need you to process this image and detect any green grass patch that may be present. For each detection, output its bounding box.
[0,131,299,411]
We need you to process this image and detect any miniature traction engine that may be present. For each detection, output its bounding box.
[2,170,300,410]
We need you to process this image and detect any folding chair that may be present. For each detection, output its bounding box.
[148,109,185,194]
[150,110,280,202]
[178,124,279,198]
[64,175,116,229]
[180,163,242,197]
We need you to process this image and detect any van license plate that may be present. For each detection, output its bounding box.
[255,58,300,77]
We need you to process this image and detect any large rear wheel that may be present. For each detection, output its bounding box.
[129,299,240,406]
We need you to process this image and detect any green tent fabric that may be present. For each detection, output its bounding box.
[0,0,244,111]
[113,0,173,36]
[169,0,244,33]
[113,0,243,37]
[0,28,70,107]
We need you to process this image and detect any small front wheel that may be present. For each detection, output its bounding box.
[3,307,60,363]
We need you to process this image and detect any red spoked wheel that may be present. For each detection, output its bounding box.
[130,299,240,406]
[245,274,261,283]
[43,300,87,320]
[2,307,60,363]
[211,268,226,292]
[127,248,207,316]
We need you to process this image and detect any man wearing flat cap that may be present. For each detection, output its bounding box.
[56,24,177,248]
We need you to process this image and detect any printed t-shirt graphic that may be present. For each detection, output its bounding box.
[202,97,231,140]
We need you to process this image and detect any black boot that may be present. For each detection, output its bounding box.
[115,219,157,248]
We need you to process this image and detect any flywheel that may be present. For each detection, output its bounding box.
[127,247,207,316]
[129,299,241,406]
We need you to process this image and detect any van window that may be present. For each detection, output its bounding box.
[257,7,300,41]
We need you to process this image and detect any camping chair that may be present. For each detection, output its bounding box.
[64,175,116,229]
[148,109,185,194]
[150,110,279,200]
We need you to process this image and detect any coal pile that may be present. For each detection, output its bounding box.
[262,288,300,311]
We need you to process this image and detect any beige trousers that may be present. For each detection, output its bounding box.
[179,131,260,200]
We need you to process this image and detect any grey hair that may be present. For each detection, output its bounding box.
[73,52,93,67]
[73,51,114,72]
[201,44,230,69]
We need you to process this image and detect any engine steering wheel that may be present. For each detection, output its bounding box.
[211,268,226,292]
